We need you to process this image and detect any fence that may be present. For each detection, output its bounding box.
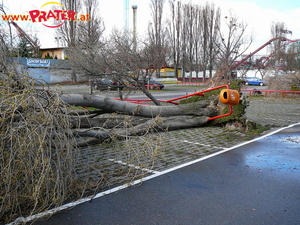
[177,82,208,86]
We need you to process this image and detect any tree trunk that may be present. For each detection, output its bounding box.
[61,94,218,118]
[74,115,210,145]
[60,93,222,145]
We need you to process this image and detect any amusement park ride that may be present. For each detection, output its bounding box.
[231,37,300,72]
[10,21,40,57]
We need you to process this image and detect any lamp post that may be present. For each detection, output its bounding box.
[132,5,138,51]
[54,37,61,48]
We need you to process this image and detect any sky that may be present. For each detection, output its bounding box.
[1,0,300,55]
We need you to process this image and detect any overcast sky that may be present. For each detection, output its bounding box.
[2,0,300,54]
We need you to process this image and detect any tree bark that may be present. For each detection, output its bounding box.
[74,115,210,145]
[61,94,218,118]
[60,93,220,146]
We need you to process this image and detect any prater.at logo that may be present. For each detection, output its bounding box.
[1,1,90,28]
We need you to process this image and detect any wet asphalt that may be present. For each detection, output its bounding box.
[33,124,300,225]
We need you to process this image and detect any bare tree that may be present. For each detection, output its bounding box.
[166,2,220,81]
[58,0,79,47]
[0,26,9,72]
[148,0,164,49]
[183,3,198,81]
[67,0,106,78]
[0,5,13,50]
[204,3,220,78]
[57,0,81,81]
[99,30,166,105]
[148,0,168,78]
[180,3,189,81]
[77,0,104,48]
[269,22,290,74]
[0,12,24,85]
[270,22,288,60]
[167,0,182,78]
[286,42,300,71]
[215,13,253,80]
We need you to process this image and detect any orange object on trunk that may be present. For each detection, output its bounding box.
[219,89,240,105]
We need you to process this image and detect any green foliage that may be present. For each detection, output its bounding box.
[245,121,270,136]
[230,80,242,91]
[291,85,300,91]
[213,81,246,124]
[178,80,247,125]
[179,95,203,104]
[44,52,53,59]
[179,89,221,104]
[215,102,247,124]
[17,37,34,58]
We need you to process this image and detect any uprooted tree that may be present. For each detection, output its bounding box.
[0,66,247,223]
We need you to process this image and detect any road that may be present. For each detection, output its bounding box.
[49,83,206,100]
[242,85,267,90]
[51,83,268,101]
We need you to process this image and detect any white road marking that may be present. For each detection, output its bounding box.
[8,122,300,225]
[182,140,224,149]
[108,159,160,174]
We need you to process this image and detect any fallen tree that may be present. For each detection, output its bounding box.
[59,93,223,146]
[0,74,246,223]
[61,94,217,117]
[57,80,247,147]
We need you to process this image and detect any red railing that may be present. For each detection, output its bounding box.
[126,84,162,90]
[241,89,300,97]
[145,85,162,90]
[177,82,208,86]
[116,85,234,121]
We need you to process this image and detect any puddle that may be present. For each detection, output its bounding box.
[283,136,300,144]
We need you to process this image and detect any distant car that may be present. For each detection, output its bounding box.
[144,78,164,90]
[128,78,164,90]
[93,78,124,90]
[244,77,267,86]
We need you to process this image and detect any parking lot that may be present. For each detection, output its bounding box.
[9,82,300,224]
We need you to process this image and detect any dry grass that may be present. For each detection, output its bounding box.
[0,75,81,223]
[0,75,162,224]
[267,71,300,91]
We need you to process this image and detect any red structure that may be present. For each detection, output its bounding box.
[231,37,300,70]
[10,21,39,49]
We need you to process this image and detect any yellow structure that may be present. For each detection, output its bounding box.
[40,47,65,59]
[159,67,181,78]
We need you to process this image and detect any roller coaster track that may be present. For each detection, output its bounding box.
[231,37,300,70]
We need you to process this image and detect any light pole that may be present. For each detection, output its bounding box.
[132,5,137,51]
[54,37,61,48]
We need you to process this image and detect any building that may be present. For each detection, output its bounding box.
[40,47,66,60]
[11,57,88,84]
[159,66,181,78]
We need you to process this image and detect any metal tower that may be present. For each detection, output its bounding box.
[132,5,137,51]
[124,0,129,37]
